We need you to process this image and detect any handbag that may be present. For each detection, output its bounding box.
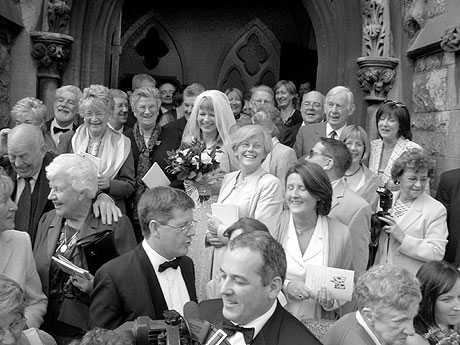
[77,229,119,274]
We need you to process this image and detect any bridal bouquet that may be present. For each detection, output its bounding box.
[424,328,460,345]
[166,139,224,182]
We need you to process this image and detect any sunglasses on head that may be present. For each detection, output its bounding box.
[383,99,407,109]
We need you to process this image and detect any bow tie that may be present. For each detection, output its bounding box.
[222,319,255,344]
[53,126,71,134]
[158,258,180,272]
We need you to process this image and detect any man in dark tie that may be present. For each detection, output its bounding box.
[294,86,355,158]
[198,232,321,345]
[90,186,197,329]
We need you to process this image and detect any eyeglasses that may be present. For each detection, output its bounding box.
[0,315,26,338]
[383,100,407,109]
[151,220,197,234]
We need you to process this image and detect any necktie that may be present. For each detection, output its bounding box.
[158,258,180,272]
[222,319,255,344]
[15,177,32,234]
[53,126,71,134]
[329,130,337,140]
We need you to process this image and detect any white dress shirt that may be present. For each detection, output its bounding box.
[15,169,41,204]
[326,122,346,139]
[227,300,277,345]
[142,240,190,315]
[50,119,74,146]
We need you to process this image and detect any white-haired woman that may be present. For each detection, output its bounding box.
[33,154,136,342]
[208,125,284,279]
[58,85,135,214]
[0,172,47,329]
[0,274,56,345]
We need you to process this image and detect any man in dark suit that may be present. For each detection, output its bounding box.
[90,186,197,329]
[294,86,355,158]
[436,168,460,264]
[198,231,321,345]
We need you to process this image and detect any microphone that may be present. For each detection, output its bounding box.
[183,301,230,345]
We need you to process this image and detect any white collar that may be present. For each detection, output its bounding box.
[51,118,74,130]
[271,137,280,146]
[240,300,277,339]
[107,123,124,134]
[355,311,383,345]
[142,239,176,271]
[326,122,346,138]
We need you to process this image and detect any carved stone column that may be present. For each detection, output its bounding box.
[357,0,399,136]
[30,0,73,109]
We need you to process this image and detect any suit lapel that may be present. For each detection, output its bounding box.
[396,192,424,233]
[251,303,283,345]
[0,235,13,273]
[47,215,63,256]
[179,257,197,302]
[218,172,238,203]
[135,246,168,317]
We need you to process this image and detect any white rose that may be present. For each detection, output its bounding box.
[181,148,190,155]
[214,151,224,163]
[201,151,212,164]
[176,157,184,164]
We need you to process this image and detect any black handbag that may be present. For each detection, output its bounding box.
[77,229,119,275]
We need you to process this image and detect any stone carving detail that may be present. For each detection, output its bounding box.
[441,26,460,52]
[0,33,11,129]
[237,34,268,76]
[47,0,72,34]
[31,32,73,78]
[403,0,446,38]
[361,0,389,57]
[356,63,396,100]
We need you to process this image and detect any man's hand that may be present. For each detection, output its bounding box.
[70,273,94,294]
[93,193,122,225]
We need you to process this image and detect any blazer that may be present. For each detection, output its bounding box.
[436,168,460,264]
[343,165,380,211]
[276,109,303,148]
[374,191,448,275]
[33,209,137,294]
[329,179,372,275]
[0,152,56,244]
[89,245,197,329]
[198,299,322,345]
[369,137,421,186]
[294,122,326,158]
[162,116,187,150]
[324,312,375,345]
[0,230,47,328]
[261,137,297,183]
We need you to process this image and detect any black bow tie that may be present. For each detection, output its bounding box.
[53,126,71,134]
[158,258,180,272]
[222,319,255,344]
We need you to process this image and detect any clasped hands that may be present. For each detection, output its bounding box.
[285,281,335,310]
[206,216,228,248]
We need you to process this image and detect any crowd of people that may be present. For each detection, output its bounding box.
[0,72,459,345]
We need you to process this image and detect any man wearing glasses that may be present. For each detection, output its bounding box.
[294,86,355,158]
[89,186,197,329]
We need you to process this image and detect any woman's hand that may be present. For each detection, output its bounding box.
[0,128,9,156]
[97,176,110,191]
[317,287,335,310]
[284,281,313,301]
[378,214,405,243]
[207,217,227,248]
[70,273,94,294]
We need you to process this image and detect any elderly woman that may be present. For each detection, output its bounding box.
[374,149,448,275]
[208,124,284,278]
[407,261,460,345]
[274,162,353,321]
[369,100,422,189]
[224,88,244,120]
[0,274,56,345]
[340,125,379,209]
[33,154,136,343]
[0,172,47,328]
[8,97,57,153]
[325,264,421,345]
[58,85,135,213]
[252,104,297,182]
[273,80,302,147]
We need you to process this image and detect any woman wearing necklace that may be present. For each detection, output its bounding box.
[58,85,135,215]
[373,149,448,275]
[340,125,379,209]
[208,125,283,280]
[181,90,236,300]
[274,161,352,321]
[33,154,136,344]
[274,80,303,148]
[369,100,422,190]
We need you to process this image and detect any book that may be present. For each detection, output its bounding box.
[51,255,90,278]
[303,265,355,302]
[211,203,239,236]
[142,162,170,189]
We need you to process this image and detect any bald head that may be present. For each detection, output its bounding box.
[301,91,325,125]
[8,124,46,178]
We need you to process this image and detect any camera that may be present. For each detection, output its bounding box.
[368,187,393,268]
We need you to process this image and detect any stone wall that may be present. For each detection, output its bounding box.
[0,33,11,129]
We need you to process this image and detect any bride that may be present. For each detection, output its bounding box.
[181,90,236,300]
